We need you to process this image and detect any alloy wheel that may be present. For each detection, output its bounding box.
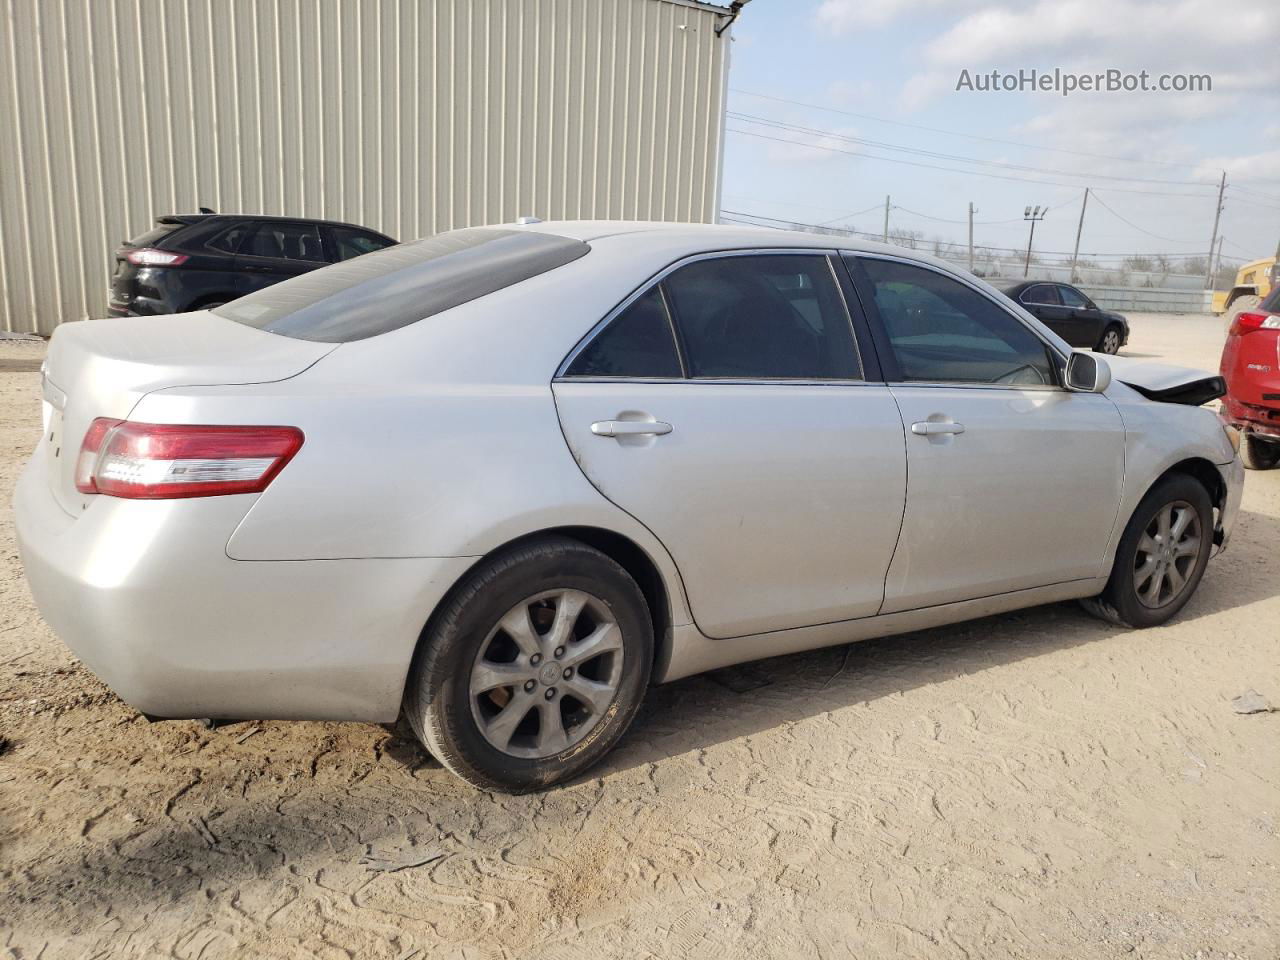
[1133,499,1201,609]
[469,589,624,759]
[1101,329,1120,354]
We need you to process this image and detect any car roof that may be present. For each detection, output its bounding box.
[160,213,394,236]
[512,219,956,265]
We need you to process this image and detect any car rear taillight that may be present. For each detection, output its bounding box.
[74,418,123,493]
[124,247,189,267]
[75,419,304,499]
[1231,311,1280,335]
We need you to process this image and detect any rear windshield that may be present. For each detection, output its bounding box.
[213,228,589,342]
[125,223,183,249]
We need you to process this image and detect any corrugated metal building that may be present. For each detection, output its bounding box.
[0,0,732,335]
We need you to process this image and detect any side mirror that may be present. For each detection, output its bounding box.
[1065,352,1111,393]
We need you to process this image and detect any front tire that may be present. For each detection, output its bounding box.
[404,537,653,793]
[1241,433,1280,470]
[1080,474,1213,628]
[1096,325,1122,355]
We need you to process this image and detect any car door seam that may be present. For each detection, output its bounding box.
[877,384,911,618]
[547,383,698,629]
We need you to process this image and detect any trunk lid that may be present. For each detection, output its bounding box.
[1223,328,1280,407]
[40,311,336,514]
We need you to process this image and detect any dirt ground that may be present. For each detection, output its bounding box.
[0,314,1276,960]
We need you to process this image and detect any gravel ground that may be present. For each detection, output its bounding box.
[0,315,1276,960]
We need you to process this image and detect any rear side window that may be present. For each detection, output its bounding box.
[329,226,395,262]
[207,222,250,254]
[664,255,861,380]
[566,287,682,378]
[242,222,325,262]
[1022,283,1059,305]
[214,228,589,342]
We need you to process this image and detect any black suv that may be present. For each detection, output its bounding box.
[108,213,396,317]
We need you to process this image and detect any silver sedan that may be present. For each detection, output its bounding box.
[15,222,1244,791]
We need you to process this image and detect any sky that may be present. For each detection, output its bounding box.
[720,0,1280,270]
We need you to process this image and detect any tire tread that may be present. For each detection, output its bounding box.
[403,536,651,793]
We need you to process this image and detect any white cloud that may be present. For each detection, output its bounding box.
[923,0,1277,75]
[797,0,1279,254]
[1196,149,1280,184]
[815,0,978,32]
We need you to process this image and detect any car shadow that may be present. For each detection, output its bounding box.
[593,504,1280,780]
[8,511,1275,941]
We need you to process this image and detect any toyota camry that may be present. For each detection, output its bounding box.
[15,221,1244,792]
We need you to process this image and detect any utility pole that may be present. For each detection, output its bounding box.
[1023,205,1046,278]
[967,202,976,273]
[1213,235,1225,286]
[1070,188,1089,282]
[882,195,890,243]
[1205,170,1226,290]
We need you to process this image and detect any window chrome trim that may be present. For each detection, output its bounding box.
[1018,286,1058,308]
[841,249,1070,391]
[554,247,867,383]
[561,376,883,387]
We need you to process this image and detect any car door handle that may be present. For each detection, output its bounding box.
[910,421,965,436]
[591,420,673,438]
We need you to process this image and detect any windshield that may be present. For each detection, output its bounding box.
[213,228,589,342]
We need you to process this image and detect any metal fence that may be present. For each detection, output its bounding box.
[0,0,730,334]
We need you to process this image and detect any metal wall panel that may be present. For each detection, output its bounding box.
[0,0,729,334]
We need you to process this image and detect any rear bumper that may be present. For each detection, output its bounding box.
[1221,397,1280,440]
[13,449,473,722]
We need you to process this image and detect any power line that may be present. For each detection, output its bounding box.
[729,88,1222,174]
[889,202,1049,226]
[726,127,1223,199]
[818,202,886,224]
[1089,191,1207,244]
[729,112,1216,188]
[718,209,1213,259]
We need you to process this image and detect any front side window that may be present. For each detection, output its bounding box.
[857,258,1056,386]
[1022,283,1059,305]
[242,222,325,262]
[215,228,589,342]
[662,254,861,380]
[566,286,682,378]
[1057,285,1091,309]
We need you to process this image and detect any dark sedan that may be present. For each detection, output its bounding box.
[108,213,396,317]
[1001,281,1129,354]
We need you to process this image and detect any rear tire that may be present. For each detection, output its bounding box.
[1095,325,1122,355]
[403,537,653,793]
[1241,433,1280,470]
[1080,474,1213,628]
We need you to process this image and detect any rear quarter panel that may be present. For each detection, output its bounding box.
[128,245,703,627]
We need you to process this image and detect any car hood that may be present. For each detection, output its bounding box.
[1104,354,1225,406]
